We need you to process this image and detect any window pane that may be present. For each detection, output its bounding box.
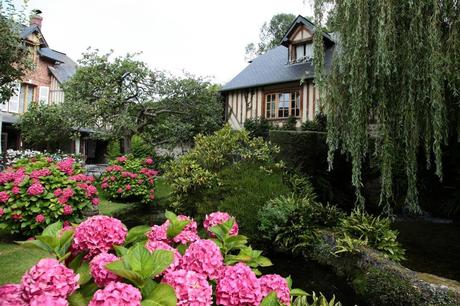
[305,44,314,59]
[296,45,305,61]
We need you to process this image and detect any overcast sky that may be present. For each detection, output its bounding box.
[13,0,312,84]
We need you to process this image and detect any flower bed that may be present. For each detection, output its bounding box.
[3,149,84,167]
[0,156,99,236]
[100,155,158,203]
[0,211,315,305]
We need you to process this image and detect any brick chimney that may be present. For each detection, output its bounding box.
[29,9,43,28]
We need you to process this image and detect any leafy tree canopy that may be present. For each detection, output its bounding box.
[245,13,296,61]
[62,50,222,151]
[314,0,460,214]
[17,103,74,151]
[0,0,31,102]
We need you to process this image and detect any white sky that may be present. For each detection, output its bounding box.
[13,0,313,84]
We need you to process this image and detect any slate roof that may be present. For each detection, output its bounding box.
[221,15,335,92]
[221,45,334,92]
[45,49,77,83]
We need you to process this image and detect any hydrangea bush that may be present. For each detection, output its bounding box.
[4,149,84,167]
[1,211,319,305]
[100,155,158,203]
[0,156,99,236]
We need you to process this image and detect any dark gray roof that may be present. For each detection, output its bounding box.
[221,45,334,92]
[46,50,77,84]
[19,24,48,47]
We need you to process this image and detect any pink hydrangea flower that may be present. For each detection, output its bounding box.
[145,240,181,274]
[259,274,291,306]
[62,188,74,198]
[173,215,199,244]
[56,158,75,175]
[27,183,44,196]
[116,156,128,163]
[89,282,141,306]
[54,188,63,197]
[0,207,4,216]
[58,196,68,205]
[86,185,98,197]
[12,213,22,220]
[0,191,10,203]
[30,169,52,179]
[145,158,153,165]
[116,188,123,193]
[35,214,45,223]
[72,215,127,259]
[146,221,169,243]
[63,205,73,216]
[0,283,27,305]
[216,263,261,306]
[92,198,100,206]
[163,269,212,306]
[101,182,109,189]
[203,212,239,236]
[125,184,131,191]
[21,258,79,301]
[90,253,121,287]
[11,186,21,195]
[181,239,223,280]
[29,294,69,306]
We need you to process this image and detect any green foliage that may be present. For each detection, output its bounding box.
[301,113,327,132]
[282,116,298,131]
[293,292,342,306]
[245,13,296,60]
[353,268,422,306]
[244,117,273,139]
[314,0,459,214]
[336,209,405,262]
[105,140,121,160]
[0,156,97,236]
[258,190,344,253]
[100,155,157,203]
[17,103,74,151]
[62,50,222,150]
[164,125,282,214]
[131,135,152,158]
[0,0,31,102]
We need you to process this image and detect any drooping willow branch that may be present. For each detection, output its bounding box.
[313,0,458,214]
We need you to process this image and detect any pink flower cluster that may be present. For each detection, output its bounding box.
[181,239,223,280]
[163,269,213,306]
[56,158,75,175]
[27,182,45,196]
[69,174,95,183]
[72,215,127,259]
[139,168,158,177]
[204,212,239,236]
[0,191,10,203]
[259,274,291,305]
[21,258,79,301]
[144,157,153,165]
[0,168,25,185]
[146,215,199,245]
[105,165,123,172]
[0,284,27,305]
[90,253,121,287]
[116,156,128,163]
[89,282,141,306]
[216,263,261,306]
[30,168,52,179]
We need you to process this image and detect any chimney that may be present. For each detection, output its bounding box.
[29,9,43,28]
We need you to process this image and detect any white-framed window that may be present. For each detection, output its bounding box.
[265,91,300,119]
[7,83,21,113]
[293,43,314,62]
[38,86,49,104]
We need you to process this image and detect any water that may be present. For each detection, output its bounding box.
[262,252,360,306]
[394,219,460,281]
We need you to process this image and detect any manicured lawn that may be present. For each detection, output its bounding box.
[0,177,170,285]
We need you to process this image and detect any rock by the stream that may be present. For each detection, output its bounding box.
[308,231,460,306]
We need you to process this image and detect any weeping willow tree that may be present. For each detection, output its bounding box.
[313,0,460,214]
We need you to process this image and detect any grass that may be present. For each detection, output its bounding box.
[0,177,171,285]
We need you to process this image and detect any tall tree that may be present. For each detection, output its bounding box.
[62,50,222,152]
[0,0,30,102]
[245,13,296,61]
[314,0,460,214]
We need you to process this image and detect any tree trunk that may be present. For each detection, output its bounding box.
[123,136,131,154]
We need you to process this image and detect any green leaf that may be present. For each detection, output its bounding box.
[57,230,74,257]
[142,283,177,306]
[260,292,281,306]
[164,210,177,221]
[16,239,53,253]
[42,221,63,237]
[36,235,59,250]
[290,288,308,297]
[68,292,87,306]
[125,225,151,245]
[68,252,86,272]
[141,278,158,299]
[105,259,144,286]
[125,243,155,279]
[151,249,174,277]
[76,261,91,285]
[166,220,189,239]
[286,276,293,289]
[114,245,129,257]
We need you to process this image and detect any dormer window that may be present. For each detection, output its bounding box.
[292,43,313,63]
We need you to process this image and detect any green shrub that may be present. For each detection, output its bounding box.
[293,292,342,306]
[282,116,298,130]
[244,117,273,139]
[105,140,121,160]
[0,156,99,236]
[301,112,327,132]
[337,209,406,262]
[164,125,282,214]
[353,268,422,306]
[131,134,152,158]
[258,189,344,253]
[100,155,158,203]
